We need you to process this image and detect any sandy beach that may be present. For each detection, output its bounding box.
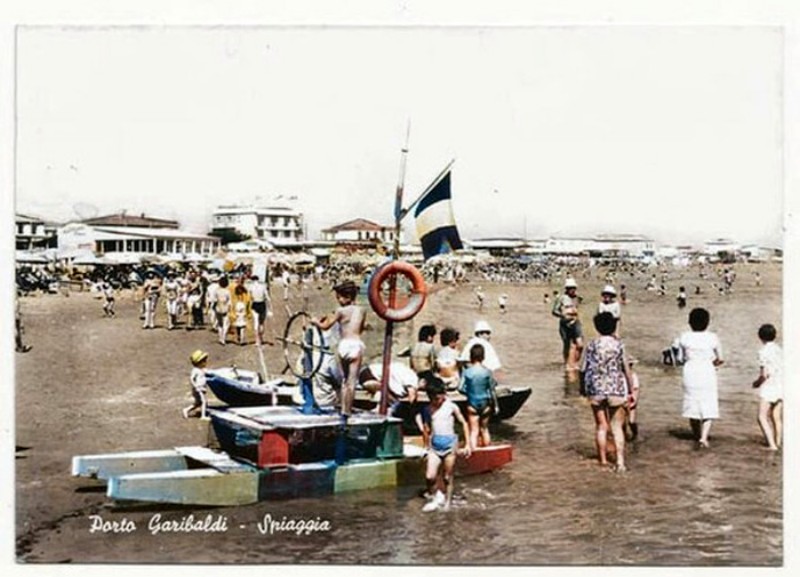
[14,262,782,565]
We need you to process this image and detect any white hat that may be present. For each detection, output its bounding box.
[564,278,578,289]
[474,320,493,334]
[601,285,617,296]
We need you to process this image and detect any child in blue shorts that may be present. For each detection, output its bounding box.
[416,378,470,512]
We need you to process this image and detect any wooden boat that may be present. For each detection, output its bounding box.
[71,406,513,506]
[206,366,531,429]
[353,385,532,431]
[205,367,294,407]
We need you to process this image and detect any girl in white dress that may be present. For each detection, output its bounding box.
[673,307,724,448]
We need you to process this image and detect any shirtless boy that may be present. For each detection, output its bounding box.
[313,280,366,417]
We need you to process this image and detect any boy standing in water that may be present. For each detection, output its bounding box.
[625,358,641,441]
[752,323,783,450]
[415,378,471,512]
[313,280,365,417]
[459,343,498,450]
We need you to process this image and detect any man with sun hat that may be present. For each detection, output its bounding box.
[552,277,583,369]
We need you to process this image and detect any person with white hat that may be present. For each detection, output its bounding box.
[552,277,583,369]
[597,284,621,335]
[458,320,503,377]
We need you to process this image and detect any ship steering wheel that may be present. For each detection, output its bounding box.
[279,311,329,380]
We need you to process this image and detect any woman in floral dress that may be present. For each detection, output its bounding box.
[581,312,635,472]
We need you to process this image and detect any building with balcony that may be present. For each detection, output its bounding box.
[211,205,304,244]
[16,213,58,250]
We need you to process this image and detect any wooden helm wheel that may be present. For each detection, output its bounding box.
[281,311,327,379]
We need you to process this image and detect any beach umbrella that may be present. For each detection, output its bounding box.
[112,252,144,265]
[184,252,209,263]
[72,253,101,266]
[290,252,316,265]
[97,254,119,265]
[15,251,48,264]
[58,248,95,261]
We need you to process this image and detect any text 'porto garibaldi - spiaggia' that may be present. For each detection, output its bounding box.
[88,513,333,536]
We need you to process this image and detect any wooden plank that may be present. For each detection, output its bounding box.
[107,469,260,506]
[224,406,402,430]
[71,450,189,480]
[334,460,398,494]
[174,446,253,473]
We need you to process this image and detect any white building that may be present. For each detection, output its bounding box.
[703,238,740,255]
[211,205,304,243]
[466,237,526,256]
[320,218,397,244]
[544,234,655,257]
[58,222,220,256]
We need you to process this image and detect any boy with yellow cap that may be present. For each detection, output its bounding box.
[183,350,210,420]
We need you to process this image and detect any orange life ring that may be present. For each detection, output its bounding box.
[368,261,427,322]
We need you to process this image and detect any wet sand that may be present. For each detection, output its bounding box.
[14,263,782,565]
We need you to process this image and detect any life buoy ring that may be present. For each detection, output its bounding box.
[368,261,427,322]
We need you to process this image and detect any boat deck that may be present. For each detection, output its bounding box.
[208,405,402,431]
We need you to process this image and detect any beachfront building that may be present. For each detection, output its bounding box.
[702,238,740,256]
[210,205,304,244]
[58,221,220,257]
[466,237,526,257]
[16,213,58,250]
[591,234,656,258]
[544,234,655,257]
[320,218,398,245]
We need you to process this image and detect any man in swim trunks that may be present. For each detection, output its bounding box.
[313,280,365,417]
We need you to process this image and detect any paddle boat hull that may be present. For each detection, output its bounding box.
[71,406,513,506]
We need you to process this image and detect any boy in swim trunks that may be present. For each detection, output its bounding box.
[313,280,365,417]
[415,378,470,512]
[459,343,498,450]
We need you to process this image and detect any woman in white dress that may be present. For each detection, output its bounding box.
[673,307,724,448]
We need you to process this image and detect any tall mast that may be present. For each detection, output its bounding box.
[379,121,410,416]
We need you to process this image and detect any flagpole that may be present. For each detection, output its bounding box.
[392,121,411,258]
[399,157,456,223]
[379,121,410,416]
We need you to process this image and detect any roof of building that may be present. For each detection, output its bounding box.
[212,205,302,217]
[81,213,179,229]
[321,218,391,233]
[90,226,219,241]
[16,213,44,223]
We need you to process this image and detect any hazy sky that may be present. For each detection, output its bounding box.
[15,25,784,245]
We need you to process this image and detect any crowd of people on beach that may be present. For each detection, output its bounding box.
[15,252,782,511]
[548,272,783,475]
